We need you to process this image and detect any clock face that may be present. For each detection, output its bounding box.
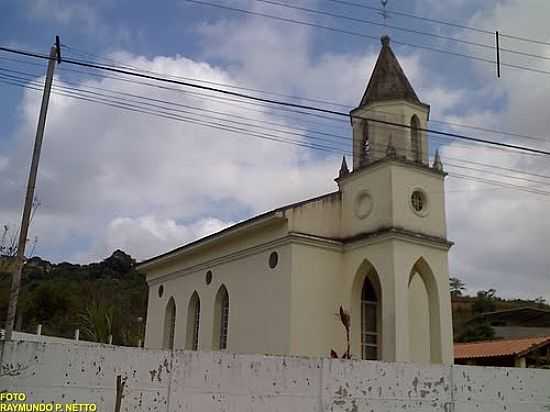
[354,191,373,220]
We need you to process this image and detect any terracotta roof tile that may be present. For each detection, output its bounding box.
[454,336,550,360]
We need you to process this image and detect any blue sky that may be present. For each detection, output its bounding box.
[1,0,549,300]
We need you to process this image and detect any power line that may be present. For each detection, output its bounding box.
[181,0,550,77]
[61,45,352,109]
[5,51,550,147]
[183,0,493,64]
[3,71,550,191]
[251,0,550,63]
[3,75,550,199]
[1,46,550,159]
[3,62,550,186]
[10,64,545,164]
[322,0,550,47]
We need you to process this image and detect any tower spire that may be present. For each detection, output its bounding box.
[358,35,421,108]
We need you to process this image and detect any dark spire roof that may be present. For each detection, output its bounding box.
[359,36,421,107]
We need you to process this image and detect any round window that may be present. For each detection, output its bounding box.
[158,285,164,298]
[269,251,279,269]
[354,191,373,220]
[206,270,213,285]
[411,190,427,214]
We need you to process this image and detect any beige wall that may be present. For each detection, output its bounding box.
[285,192,342,238]
[408,272,431,363]
[288,243,344,357]
[144,224,292,356]
[390,163,447,238]
[352,100,430,168]
[286,235,453,364]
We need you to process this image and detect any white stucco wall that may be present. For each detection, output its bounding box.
[352,100,430,168]
[408,272,431,364]
[144,235,292,356]
[2,342,550,412]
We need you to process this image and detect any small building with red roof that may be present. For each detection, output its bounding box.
[454,335,550,368]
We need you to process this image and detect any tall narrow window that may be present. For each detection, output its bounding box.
[213,285,229,350]
[361,277,379,360]
[185,292,200,350]
[163,297,176,350]
[411,115,421,162]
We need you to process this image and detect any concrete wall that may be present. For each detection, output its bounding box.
[2,341,550,412]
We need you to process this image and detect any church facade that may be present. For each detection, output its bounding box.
[138,36,454,365]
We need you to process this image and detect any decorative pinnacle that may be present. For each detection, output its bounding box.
[433,149,443,171]
[339,156,350,178]
[381,35,390,47]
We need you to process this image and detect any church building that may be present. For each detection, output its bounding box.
[137,36,454,365]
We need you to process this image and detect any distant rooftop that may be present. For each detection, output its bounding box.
[455,336,550,360]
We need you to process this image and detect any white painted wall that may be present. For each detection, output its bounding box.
[2,342,550,412]
[144,229,292,356]
[408,272,431,364]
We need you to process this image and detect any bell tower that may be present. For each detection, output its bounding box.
[351,35,431,169]
[337,36,454,365]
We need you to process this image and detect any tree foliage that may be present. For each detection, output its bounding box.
[0,250,147,346]
[456,319,496,343]
[449,277,466,297]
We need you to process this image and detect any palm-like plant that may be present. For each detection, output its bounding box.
[331,305,351,359]
[78,302,114,343]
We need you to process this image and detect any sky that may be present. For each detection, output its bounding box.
[0,0,549,301]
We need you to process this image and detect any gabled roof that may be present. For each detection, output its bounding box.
[358,35,421,108]
[454,336,550,360]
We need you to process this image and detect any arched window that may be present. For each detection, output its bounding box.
[163,297,176,350]
[185,292,200,350]
[411,115,421,162]
[361,277,379,360]
[213,285,229,350]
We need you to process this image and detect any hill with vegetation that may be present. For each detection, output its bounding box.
[0,250,147,346]
[0,258,547,346]
[450,277,549,342]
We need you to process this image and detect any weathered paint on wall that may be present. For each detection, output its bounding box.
[1,341,549,411]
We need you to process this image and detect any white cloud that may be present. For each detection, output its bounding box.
[3,0,549,303]
[90,215,233,261]
[0,49,340,262]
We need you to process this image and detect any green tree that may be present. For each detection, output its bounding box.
[457,319,496,342]
[449,277,466,297]
[472,289,497,314]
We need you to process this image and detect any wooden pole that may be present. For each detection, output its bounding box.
[4,45,57,340]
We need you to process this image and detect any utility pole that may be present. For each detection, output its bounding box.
[4,43,58,341]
